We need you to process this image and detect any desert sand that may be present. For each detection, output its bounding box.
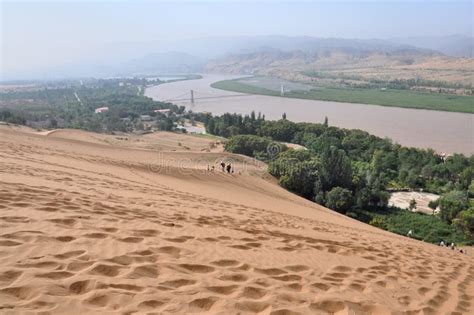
[0,125,472,314]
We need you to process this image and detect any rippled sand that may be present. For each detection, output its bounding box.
[0,125,473,314]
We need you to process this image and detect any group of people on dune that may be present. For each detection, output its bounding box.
[408,230,467,255]
[439,240,467,254]
[207,161,235,174]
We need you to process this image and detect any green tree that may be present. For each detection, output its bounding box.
[319,146,352,191]
[325,187,353,213]
[259,120,298,142]
[438,190,469,223]
[469,180,474,198]
[279,161,318,199]
[225,135,272,158]
[456,208,474,238]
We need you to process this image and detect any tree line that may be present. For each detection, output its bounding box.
[0,79,187,133]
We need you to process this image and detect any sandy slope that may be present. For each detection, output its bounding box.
[0,125,472,314]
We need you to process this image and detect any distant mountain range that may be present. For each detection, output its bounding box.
[76,35,474,77]
[2,35,472,80]
[93,35,474,77]
[390,35,473,58]
[201,36,473,89]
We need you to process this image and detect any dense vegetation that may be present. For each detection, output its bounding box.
[0,79,189,133]
[211,78,474,113]
[198,112,474,244]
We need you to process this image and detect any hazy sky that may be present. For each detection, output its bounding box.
[1,0,473,77]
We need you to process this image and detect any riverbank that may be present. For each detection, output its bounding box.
[211,77,474,114]
[145,75,474,155]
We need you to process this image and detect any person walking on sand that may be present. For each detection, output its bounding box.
[226,164,232,174]
[220,161,225,172]
[407,230,413,238]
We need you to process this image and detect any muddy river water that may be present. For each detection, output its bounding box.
[146,75,474,155]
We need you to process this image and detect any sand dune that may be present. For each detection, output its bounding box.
[0,125,472,314]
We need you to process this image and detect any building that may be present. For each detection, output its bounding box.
[154,109,171,115]
[140,115,153,121]
[94,107,109,114]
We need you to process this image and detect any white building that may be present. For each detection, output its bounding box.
[140,115,153,121]
[154,109,171,115]
[94,107,109,114]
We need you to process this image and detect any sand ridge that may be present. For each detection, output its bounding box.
[0,125,473,314]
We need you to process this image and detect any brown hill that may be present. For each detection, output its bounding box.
[205,49,474,90]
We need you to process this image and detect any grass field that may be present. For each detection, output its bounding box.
[211,78,474,113]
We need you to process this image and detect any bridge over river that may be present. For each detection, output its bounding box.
[146,74,474,155]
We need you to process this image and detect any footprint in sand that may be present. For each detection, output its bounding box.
[235,301,270,313]
[138,300,166,310]
[127,264,159,278]
[118,236,143,243]
[310,300,347,313]
[17,261,62,269]
[206,285,239,295]
[83,233,108,239]
[35,271,74,280]
[0,270,23,286]
[255,268,287,276]
[0,285,39,301]
[284,265,310,272]
[0,240,22,246]
[165,236,194,243]
[160,279,197,288]
[179,264,215,274]
[55,236,75,242]
[211,259,241,267]
[273,274,302,282]
[85,294,109,308]
[219,273,248,282]
[349,283,366,292]
[311,282,331,291]
[69,280,94,295]
[132,229,159,237]
[67,261,94,272]
[54,250,86,260]
[240,286,267,299]
[89,264,122,277]
[270,309,302,315]
[189,297,219,311]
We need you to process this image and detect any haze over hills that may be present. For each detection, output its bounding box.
[2,35,472,81]
[390,34,474,58]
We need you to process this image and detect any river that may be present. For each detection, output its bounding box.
[146,74,474,155]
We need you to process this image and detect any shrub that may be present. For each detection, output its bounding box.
[439,190,469,223]
[225,135,272,157]
[369,216,388,229]
[325,187,353,213]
